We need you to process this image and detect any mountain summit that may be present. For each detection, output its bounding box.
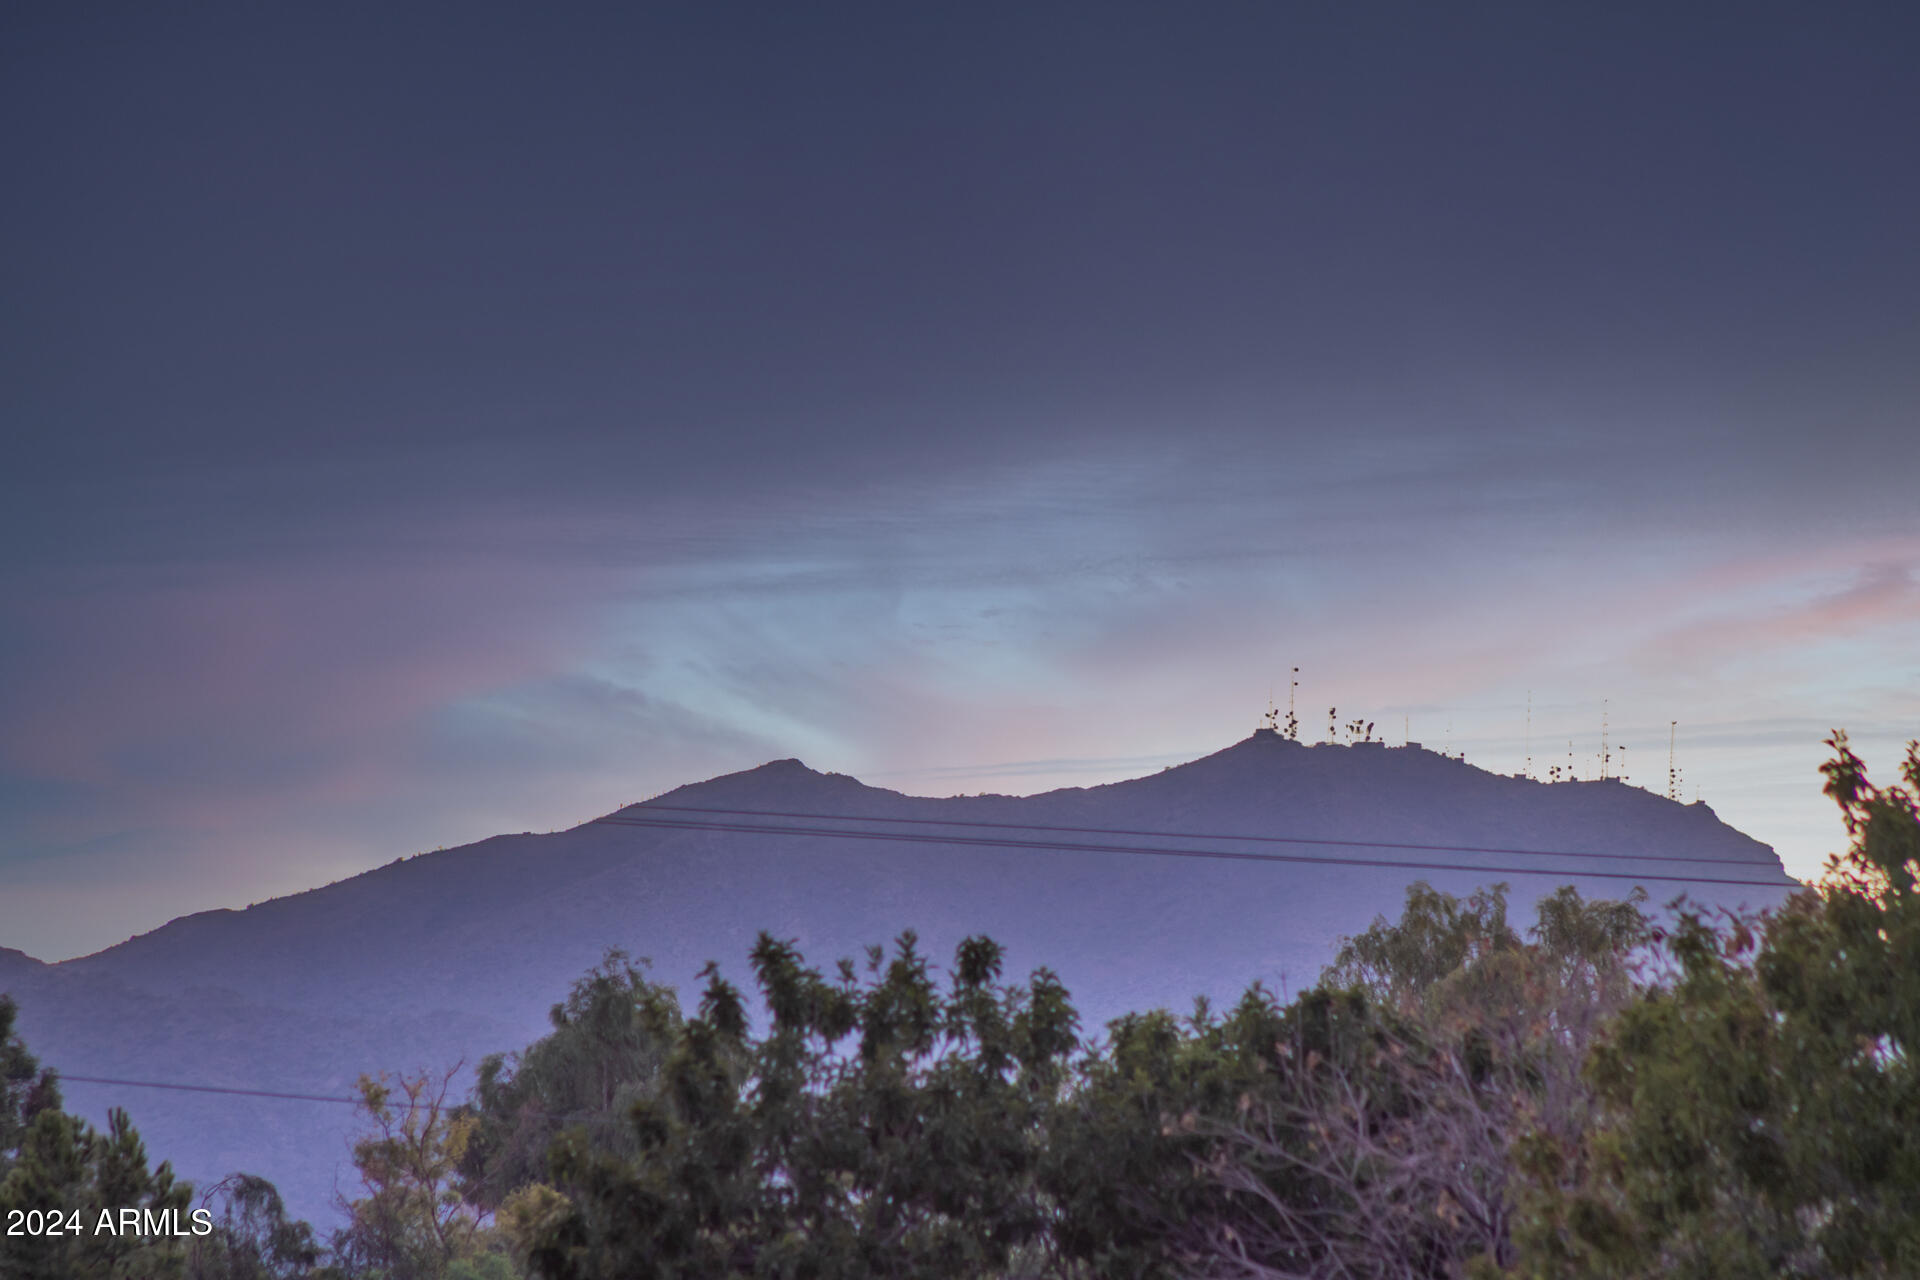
[3,735,1795,1226]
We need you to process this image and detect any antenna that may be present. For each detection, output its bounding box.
[1668,721,1677,800]
[1525,691,1532,779]
[1285,667,1300,740]
[1601,699,1610,780]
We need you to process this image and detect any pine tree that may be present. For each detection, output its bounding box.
[0,996,61,1181]
[0,1105,196,1280]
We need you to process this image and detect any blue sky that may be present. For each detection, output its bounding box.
[3,3,1917,960]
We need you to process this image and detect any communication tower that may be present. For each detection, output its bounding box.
[1525,691,1532,779]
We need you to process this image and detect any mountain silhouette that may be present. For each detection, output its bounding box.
[2,732,1796,1227]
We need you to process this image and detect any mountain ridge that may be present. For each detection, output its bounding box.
[3,733,1796,1227]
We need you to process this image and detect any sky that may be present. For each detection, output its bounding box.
[3,2,1917,962]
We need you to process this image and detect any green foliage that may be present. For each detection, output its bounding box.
[0,996,62,1181]
[1510,733,1920,1279]
[1181,881,1648,1279]
[445,1255,520,1280]
[1322,881,1524,1012]
[458,950,680,1212]
[493,887,1655,1279]
[1043,986,1297,1279]
[3,1002,305,1279]
[526,931,1081,1280]
[187,1173,322,1279]
[0,1105,196,1280]
[330,1067,498,1280]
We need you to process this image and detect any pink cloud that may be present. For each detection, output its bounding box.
[1633,557,1919,671]
[0,556,607,832]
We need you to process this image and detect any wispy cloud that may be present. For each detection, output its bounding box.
[3,438,1916,957]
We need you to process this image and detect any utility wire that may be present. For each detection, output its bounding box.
[592,811,1796,888]
[50,808,1792,1109]
[623,802,1774,869]
[58,1074,362,1105]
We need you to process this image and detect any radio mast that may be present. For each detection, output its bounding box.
[1525,691,1533,779]
[1601,699,1610,780]
[1668,720,1679,801]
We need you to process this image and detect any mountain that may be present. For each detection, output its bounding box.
[1,732,1797,1228]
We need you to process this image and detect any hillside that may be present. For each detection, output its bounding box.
[1,732,1797,1228]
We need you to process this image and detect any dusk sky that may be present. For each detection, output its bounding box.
[4,3,1917,961]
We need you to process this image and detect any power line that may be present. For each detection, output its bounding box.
[47,812,1789,1111]
[610,802,1788,871]
[57,1074,362,1105]
[592,811,1795,889]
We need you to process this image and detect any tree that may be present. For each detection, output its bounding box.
[458,950,680,1214]
[187,1173,322,1280]
[1042,987,1294,1280]
[0,1000,211,1278]
[1183,882,1648,1279]
[0,1105,198,1280]
[1321,882,1523,1008]
[1510,733,1920,1278]
[1,995,61,1180]
[526,931,1082,1280]
[330,1067,497,1280]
